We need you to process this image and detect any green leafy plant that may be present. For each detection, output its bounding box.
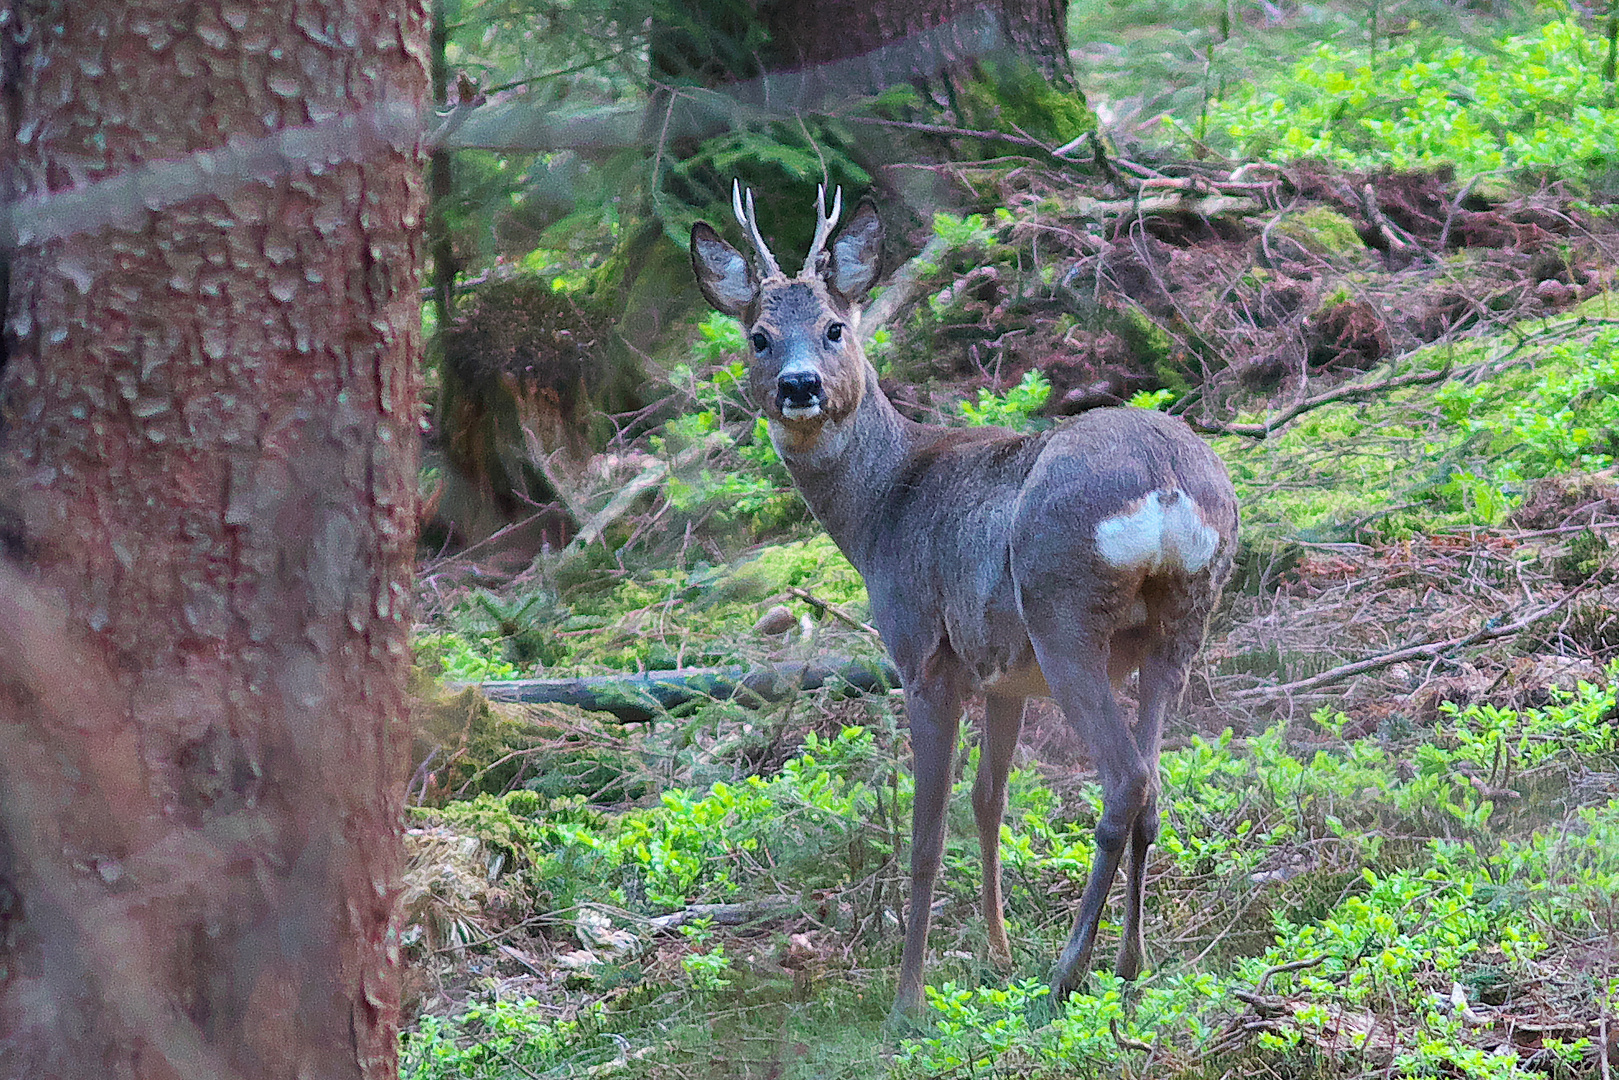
[1128,388,1177,410]
[658,315,804,532]
[1205,20,1619,187]
[958,370,1052,429]
[401,997,609,1080]
[415,631,521,682]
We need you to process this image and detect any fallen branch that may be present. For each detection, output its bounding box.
[537,444,704,572]
[646,897,798,933]
[860,233,953,339]
[1189,362,1453,438]
[563,456,668,552]
[787,586,882,639]
[1062,190,1262,223]
[1338,179,1428,256]
[1109,1017,1154,1053]
[1231,587,1585,701]
[477,657,901,723]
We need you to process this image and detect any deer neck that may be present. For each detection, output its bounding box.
[769,362,919,569]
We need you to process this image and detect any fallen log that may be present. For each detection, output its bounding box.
[476,657,902,722]
[646,897,799,933]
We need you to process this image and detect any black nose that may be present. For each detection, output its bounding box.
[777,371,823,407]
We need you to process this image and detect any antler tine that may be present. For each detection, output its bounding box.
[730,179,782,279]
[801,183,844,275]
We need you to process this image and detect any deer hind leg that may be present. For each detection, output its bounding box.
[1028,631,1150,1001]
[891,663,967,1019]
[1116,585,1213,980]
[972,693,1025,968]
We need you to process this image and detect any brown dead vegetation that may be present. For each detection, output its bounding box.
[875,162,1616,436]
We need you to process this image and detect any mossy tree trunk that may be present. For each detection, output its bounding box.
[0,2,425,1077]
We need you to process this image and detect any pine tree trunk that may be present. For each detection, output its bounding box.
[759,0,1075,91]
[0,3,426,1078]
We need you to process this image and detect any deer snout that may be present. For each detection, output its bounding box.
[776,371,824,419]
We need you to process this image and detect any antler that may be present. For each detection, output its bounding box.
[731,179,783,280]
[801,183,843,276]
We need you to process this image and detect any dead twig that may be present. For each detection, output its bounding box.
[859,232,953,340]
[1191,362,1453,438]
[1232,585,1589,701]
[424,508,565,569]
[1110,1017,1154,1053]
[1254,953,1329,995]
[1052,130,1127,193]
[788,586,882,639]
[838,114,1056,156]
[1436,174,1481,253]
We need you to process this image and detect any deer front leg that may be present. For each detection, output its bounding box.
[891,668,966,1019]
[972,693,1024,968]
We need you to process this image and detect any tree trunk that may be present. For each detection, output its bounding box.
[0,3,426,1078]
[652,0,1074,93]
[759,0,1076,92]
[427,0,458,329]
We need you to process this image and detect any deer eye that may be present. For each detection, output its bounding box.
[825,322,844,343]
[750,331,770,353]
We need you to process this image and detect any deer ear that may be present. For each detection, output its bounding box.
[827,197,883,303]
[691,222,758,320]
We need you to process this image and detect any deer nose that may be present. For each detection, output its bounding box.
[777,371,823,409]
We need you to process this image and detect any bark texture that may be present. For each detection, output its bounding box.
[0,2,426,1078]
[652,0,1076,93]
[760,0,1075,90]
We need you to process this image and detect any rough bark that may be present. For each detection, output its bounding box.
[651,0,1075,94]
[0,2,426,1078]
[427,0,458,328]
[759,0,1075,92]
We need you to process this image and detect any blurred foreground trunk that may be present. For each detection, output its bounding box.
[0,2,426,1077]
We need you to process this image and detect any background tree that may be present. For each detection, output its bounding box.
[0,2,426,1077]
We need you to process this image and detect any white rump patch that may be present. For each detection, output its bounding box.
[1094,489,1220,574]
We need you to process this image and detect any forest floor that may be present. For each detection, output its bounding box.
[399,10,1619,1080]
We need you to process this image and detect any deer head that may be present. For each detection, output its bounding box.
[690,182,884,435]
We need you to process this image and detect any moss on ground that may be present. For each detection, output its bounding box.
[1276,206,1365,255]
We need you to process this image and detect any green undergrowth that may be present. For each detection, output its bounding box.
[417,533,871,681]
[1202,18,1619,190]
[401,669,1619,1079]
[1217,307,1619,541]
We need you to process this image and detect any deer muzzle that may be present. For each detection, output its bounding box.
[776,370,825,419]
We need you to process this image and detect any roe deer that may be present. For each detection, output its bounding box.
[690,183,1239,1019]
